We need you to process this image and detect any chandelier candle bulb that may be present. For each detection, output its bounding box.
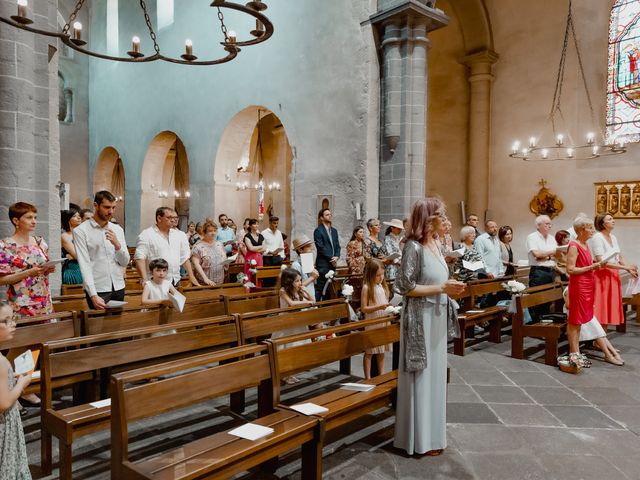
[586,132,595,144]
[541,149,549,159]
[17,0,27,17]
[592,146,599,155]
[556,134,564,146]
[185,39,193,56]
[132,36,140,54]
[185,191,191,198]
[512,141,520,154]
[529,137,536,148]
[73,22,82,41]
[567,148,574,158]
[228,30,237,44]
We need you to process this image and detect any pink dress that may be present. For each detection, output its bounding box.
[591,234,624,325]
[567,241,594,326]
[364,284,391,355]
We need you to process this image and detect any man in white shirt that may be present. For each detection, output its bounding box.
[135,207,200,287]
[526,214,558,319]
[216,213,237,256]
[261,216,285,287]
[73,191,130,310]
[474,220,504,278]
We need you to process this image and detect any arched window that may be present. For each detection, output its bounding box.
[607,0,640,143]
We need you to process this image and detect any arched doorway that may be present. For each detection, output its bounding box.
[140,132,190,229]
[214,106,293,236]
[94,146,126,226]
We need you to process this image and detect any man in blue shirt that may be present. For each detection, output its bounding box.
[216,213,236,256]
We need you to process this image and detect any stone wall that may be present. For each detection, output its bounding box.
[0,0,61,291]
[88,0,379,247]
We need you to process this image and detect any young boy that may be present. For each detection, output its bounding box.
[141,258,179,307]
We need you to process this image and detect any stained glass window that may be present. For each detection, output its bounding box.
[607,0,640,143]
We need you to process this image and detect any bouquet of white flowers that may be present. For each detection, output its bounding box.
[249,259,257,266]
[502,280,526,294]
[325,270,335,279]
[341,284,354,297]
[384,305,402,315]
[236,272,248,284]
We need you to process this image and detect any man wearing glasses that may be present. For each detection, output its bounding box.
[135,207,200,288]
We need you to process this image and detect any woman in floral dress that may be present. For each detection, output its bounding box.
[191,222,227,285]
[346,227,368,275]
[0,202,54,317]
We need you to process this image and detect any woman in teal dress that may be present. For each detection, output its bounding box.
[60,209,83,285]
[394,198,465,456]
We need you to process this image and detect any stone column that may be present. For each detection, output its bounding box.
[461,50,499,222]
[369,1,448,220]
[0,0,61,290]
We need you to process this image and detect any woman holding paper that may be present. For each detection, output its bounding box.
[191,222,227,285]
[346,227,368,275]
[291,235,319,300]
[454,226,489,282]
[382,219,403,281]
[394,197,465,456]
[0,202,54,316]
[591,214,638,327]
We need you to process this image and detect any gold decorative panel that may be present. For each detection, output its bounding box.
[594,181,640,219]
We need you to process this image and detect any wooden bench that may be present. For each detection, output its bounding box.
[623,292,640,323]
[110,344,323,480]
[60,284,84,295]
[266,316,399,446]
[452,278,509,356]
[40,315,239,479]
[255,265,284,286]
[511,283,566,365]
[1,311,79,396]
[224,289,280,315]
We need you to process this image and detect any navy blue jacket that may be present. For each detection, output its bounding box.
[313,224,340,273]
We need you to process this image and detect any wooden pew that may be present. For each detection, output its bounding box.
[511,283,566,365]
[623,292,640,323]
[224,290,280,315]
[266,316,399,444]
[452,278,508,356]
[255,265,284,286]
[52,294,88,313]
[60,284,84,295]
[40,315,239,479]
[110,344,323,480]
[1,311,79,396]
[82,305,166,335]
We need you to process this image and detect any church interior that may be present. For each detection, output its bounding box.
[1,0,640,479]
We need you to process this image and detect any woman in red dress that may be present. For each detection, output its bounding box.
[566,216,605,368]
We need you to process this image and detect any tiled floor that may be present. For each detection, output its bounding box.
[23,320,640,479]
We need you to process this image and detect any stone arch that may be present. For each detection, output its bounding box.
[94,146,126,224]
[214,106,293,235]
[446,0,493,54]
[140,131,190,228]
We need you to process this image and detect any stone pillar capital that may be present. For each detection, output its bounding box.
[367,0,449,38]
[460,49,500,77]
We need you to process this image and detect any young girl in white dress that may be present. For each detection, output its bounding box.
[141,258,180,307]
[360,259,391,379]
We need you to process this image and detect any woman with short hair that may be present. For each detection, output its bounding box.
[60,208,83,285]
[0,202,55,316]
[191,222,227,285]
[454,225,489,282]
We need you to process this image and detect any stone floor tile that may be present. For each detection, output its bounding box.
[447,384,483,403]
[448,370,465,385]
[503,371,563,387]
[544,406,624,429]
[457,369,512,386]
[523,386,589,406]
[605,455,640,480]
[448,424,525,453]
[472,385,534,404]
[446,403,501,425]
[510,427,600,456]
[464,453,552,480]
[489,404,563,426]
[478,353,543,372]
[570,429,640,458]
[538,454,630,480]
[599,405,640,429]
[571,387,640,406]
[447,353,496,371]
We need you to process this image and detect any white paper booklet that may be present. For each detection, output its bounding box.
[447,247,466,259]
[601,249,620,264]
[41,258,66,269]
[106,300,128,308]
[290,403,329,415]
[14,350,35,376]
[228,423,274,441]
[89,398,111,408]
[462,260,485,271]
[300,252,315,274]
[390,294,403,307]
[168,291,186,312]
[340,383,375,392]
[223,254,238,265]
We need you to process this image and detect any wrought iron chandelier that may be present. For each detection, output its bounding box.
[1,0,274,66]
[509,0,626,161]
[236,109,281,192]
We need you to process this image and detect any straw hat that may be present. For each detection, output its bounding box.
[293,234,314,251]
[382,218,404,230]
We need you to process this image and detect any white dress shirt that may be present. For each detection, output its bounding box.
[135,225,190,284]
[526,231,557,267]
[261,228,285,259]
[73,219,130,297]
[474,233,505,277]
[588,232,620,264]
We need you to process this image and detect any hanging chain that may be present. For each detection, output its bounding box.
[139,0,161,54]
[549,0,572,133]
[570,9,597,132]
[217,7,230,42]
[62,0,86,35]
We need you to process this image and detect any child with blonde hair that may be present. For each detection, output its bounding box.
[360,259,391,379]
